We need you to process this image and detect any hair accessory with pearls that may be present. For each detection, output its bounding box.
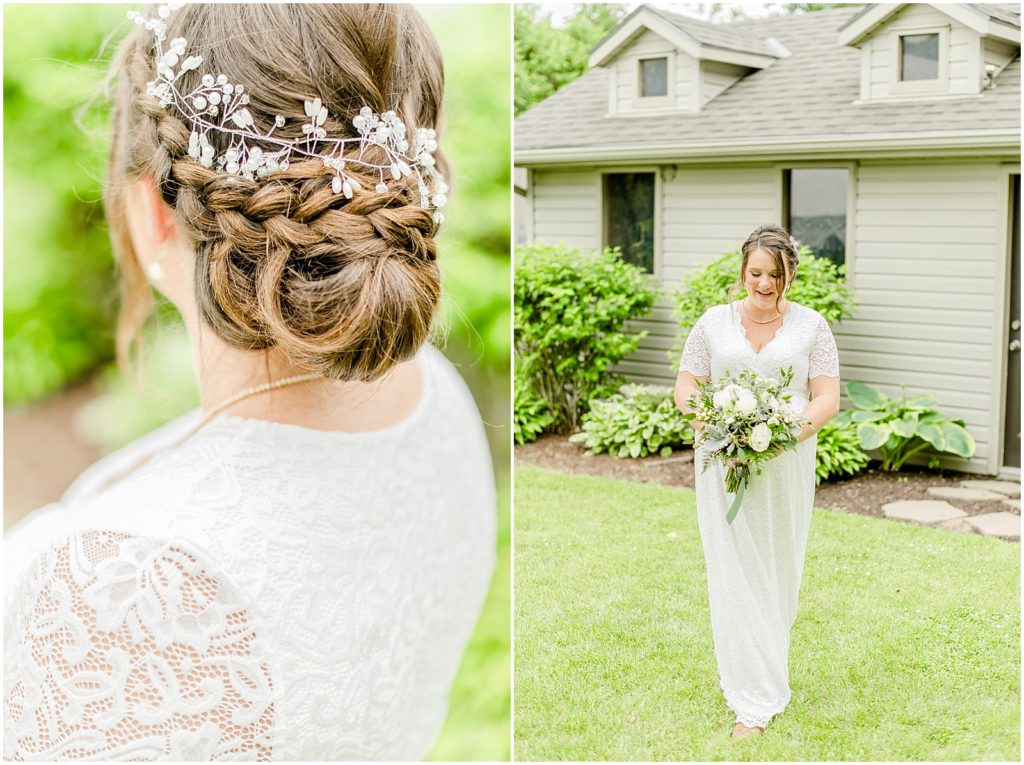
[128,3,449,222]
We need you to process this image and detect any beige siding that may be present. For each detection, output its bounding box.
[530,171,600,251]
[608,28,696,113]
[700,60,749,106]
[844,160,1002,470]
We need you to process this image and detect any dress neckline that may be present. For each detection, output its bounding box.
[732,300,796,357]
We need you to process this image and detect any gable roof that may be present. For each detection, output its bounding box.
[838,2,1020,46]
[589,5,778,69]
[516,4,1020,162]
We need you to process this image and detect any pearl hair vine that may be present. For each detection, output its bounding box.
[128,2,449,223]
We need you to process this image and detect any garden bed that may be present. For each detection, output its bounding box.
[516,434,1019,522]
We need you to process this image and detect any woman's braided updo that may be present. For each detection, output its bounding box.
[730,223,800,309]
[105,3,446,381]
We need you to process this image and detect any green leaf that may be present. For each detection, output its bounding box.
[940,422,976,459]
[891,412,919,438]
[917,422,946,451]
[847,381,888,410]
[905,393,939,409]
[858,421,892,450]
[851,410,888,423]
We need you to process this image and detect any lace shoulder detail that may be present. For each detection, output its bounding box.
[4,530,277,761]
[679,309,715,376]
[808,311,840,378]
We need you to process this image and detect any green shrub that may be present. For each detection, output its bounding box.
[569,384,693,458]
[670,246,856,361]
[814,417,870,484]
[514,362,554,446]
[841,381,976,471]
[515,243,659,433]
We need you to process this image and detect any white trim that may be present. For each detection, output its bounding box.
[774,160,858,288]
[634,53,674,109]
[599,166,660,278]
[515,130,1020,165]
[889,24,950,96]
[839,3,1020,47]
[838,3,903,47]
[994,163,1021,473]
[590,7,776,70]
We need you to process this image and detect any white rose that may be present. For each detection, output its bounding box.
[735,390,756,415]
[749,422,772,452]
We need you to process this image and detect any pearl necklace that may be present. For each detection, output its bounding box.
[178,372,323,444]
[741,298,786,324]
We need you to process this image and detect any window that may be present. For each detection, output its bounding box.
[899,33,939,81]
[640,57,668,98]
[784,168,848,268]
[604,173,655,273]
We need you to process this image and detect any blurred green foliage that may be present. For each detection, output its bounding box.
[514,3,625,115]
[5,3,510,760]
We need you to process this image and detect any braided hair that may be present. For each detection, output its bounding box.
[104,3,445,382]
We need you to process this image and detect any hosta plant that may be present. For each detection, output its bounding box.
[569,384,693,458]
[842,381,975,471]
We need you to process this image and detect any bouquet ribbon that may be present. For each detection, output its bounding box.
[726,478,746,525]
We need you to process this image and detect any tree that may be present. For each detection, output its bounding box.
[514,4,626,115]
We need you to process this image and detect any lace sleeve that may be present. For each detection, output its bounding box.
[4,531,276,761]
[809,313,840,378]
[679,313,711,376]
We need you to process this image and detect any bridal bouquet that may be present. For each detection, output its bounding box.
[684,367,809,524]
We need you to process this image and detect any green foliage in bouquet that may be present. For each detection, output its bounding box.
[814,417,870,484]
[514,361,554,446]
[515,243,659,433]
[841,381,976,471]
[569,384,693,458]
[670,246,856,361]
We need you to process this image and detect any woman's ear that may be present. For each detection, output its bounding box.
[132,176,178,247]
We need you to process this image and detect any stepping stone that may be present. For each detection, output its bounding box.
[927,487,1005,501]
[935,517,977,535]
[1004,499,1021,510]
[883,500,967,524]
[960,480,1021,498]
[964,512,1020,540]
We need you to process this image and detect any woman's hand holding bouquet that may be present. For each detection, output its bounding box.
[683,367,809,524]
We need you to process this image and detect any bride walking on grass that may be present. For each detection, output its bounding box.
[675,224,841,739]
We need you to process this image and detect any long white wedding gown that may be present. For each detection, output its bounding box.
[679,301,840,729]
[3,343,497,761]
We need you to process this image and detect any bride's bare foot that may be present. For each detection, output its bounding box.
[731,722,764,739]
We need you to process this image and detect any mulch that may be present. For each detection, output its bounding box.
[516,434,1020,522]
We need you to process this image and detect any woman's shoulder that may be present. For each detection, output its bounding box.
[787,301,829,326]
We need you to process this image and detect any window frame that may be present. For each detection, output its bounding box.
[599,167,662,280]
[633,53,675,109]
[776,160,858,286]
[888,24,950,96]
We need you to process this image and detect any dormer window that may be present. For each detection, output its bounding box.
[899,33,939,81]
[640,57,668,97]
[888,25,949,95]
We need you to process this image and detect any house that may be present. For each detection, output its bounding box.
[514,3,1021,477]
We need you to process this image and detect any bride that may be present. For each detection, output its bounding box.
[674,224,841,739]
[4,4,496,760]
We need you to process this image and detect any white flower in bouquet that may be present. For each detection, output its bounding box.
[749,422,772,452]
[684,366,809,525]
[735,390,756,415]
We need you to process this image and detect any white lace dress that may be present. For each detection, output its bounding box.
[3,343,497,761]
[679,301,840,729]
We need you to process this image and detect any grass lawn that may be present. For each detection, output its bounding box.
[514,465,1020,761]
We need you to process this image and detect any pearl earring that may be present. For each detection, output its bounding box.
[147,247,167,281]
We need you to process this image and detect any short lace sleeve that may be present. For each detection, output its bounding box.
[679,313,711,376]
[809,313,840,378]
[4,531,276,761]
